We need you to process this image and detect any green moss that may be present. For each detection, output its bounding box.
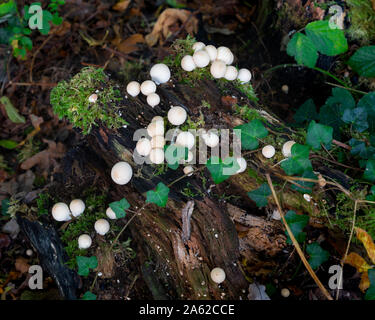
[233,104,263,122]
[50,67,127,134]
[346,0,375,44]
[0,155,9,171]
[17,139,40,163]
[36,193,51,216]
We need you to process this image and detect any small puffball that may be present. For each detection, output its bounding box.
[281,85,289,94]
[262,145,276,159]
[181,55,196,72]
[227,51,234,65]
[282,140,296,157]
[210,267,226,284]
[151,135,165,149]
[183,166,194,176]
[237,68,252,83]
[204,45,217,61]
[281,288,290,298]
[303,194,311,202]
[236,157,247,173]
[106,207,117,220]
[216,47,233,65]
[203,132,219,148]
[94,219,110,236]
[136,138,152,156]
[224,66,238,81]
[147,120,164,137]
[69,199,85,217]
[150,148,165,164]
[140,80,156,96]
[151,116,164,123]
[126,81,140,97]
[147,93,160,107]
[192,41,205,52]
[78,234,92,249]
[193,50,210,68]
[176,131,195,150]
[210,60,227,79]
[150,63,170,84]
[52,202,71,222]
[168,106,187,126]
[111,161,133,185]
[88,94,98,103]
[26,249,33,256]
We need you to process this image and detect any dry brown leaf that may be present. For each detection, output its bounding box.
[360,271,370,292]
[344,252,371,273]
[145,9,198,47]
[112,0,130,12]
[355,227,375,264]
[29,114,43,129]
[15,257,30,274]
[113,33,144,54]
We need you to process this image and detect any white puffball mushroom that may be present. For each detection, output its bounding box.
[227,51,234,65]
[303,194,312,202]
[236,157,247,173]
[69,199,85,217]
[147,120,164,137]
[111,161,133,185]
[88,94,98,103]
[204,45,217,61]
[282,85,289,94]
[282,140,296,158]
[151,135,165,149]
[149,148,165,164]
[151,116,164,123]
[52,202,71,222]
[216,47,233,65]
[94,219,110,236]
[26,249,33,256]
[192,41,205,52]
[140,80,156,96]
[181,55,196,72]
[136,138,152,156]
[203,132,219,148]
[78,234,92,249]
[237,68,252,83]
[183,166,194,176]
[126,81,140,97]
[193,50,210,68]
[150,63,170,84]
[210,267,226,284]
[224,66,238,81]
[176,131,195,150]
[168,106,187,126]
[281,288,290,298]
[210,60,227,79]
[147,93,160,107]
[106,207,117,220]
[262,145,276,159]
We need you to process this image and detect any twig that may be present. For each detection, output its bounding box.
[325,82,367,95]
[332,139,351,151]
[8,81,57,87]
[310,154,362,171]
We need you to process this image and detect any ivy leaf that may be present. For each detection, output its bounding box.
[305,20,348,56]
[365,269,375,300]
[364,160,375,182]
[109,198,130,218]
[306,120,333,150]
[76,256,98,277]
[291,170,317,194]
[307,242,330,269]
[285,210,309,244]
[281,143,312,176]
[357,92,375,133]
[366,186,375,201]
[146,182,170,207]
[0,139,18,149]
[287,32,318,68]
[342,107,369,132]
[348,46,375,78]
[234,119,268,150]
[293,99,318,125]
[206,156,239,184]
[0,0,16,16]
[349,139,375,160]
[82,291,97,300]
[0,96,26,123]
[247,183,271,208]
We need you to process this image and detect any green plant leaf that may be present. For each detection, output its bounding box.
[166,0,186,8]
[1,199,10,216]
[291,170,317,194]
[293,99,318,124]
[281,144,312,176]
[82,291,97,300]
[305,20,348,56]
[364,160,375,182]
[306,120,333,150]
[109,198,130,218]
[365,269,375,300]
[39,10,53,35]
[234,119,268,150]
[52,13,63,26]
[285,210,309,244]
[357,92,375,133]
[348,46,375,78]
[206,156,239,184]
[0,139,18,149]
[0,96,26,123]
[307,242,330,269]
[146,182,170,207]
[350,139,375,160]
[247,183,271,208]
[342,107,369,132]
[76,256,98,277]
[287,32,318,68]
[0,0,16,16]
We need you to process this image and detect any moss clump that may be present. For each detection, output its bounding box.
[50,67,127,134]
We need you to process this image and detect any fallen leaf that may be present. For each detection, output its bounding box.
[15,257,30,274]
[360,271,370,292]
[113,33,144,54]
[355,227,375,264]
[112,0,130,12]
[344,252,371,273]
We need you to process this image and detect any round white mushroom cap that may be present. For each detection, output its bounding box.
[136,138,152,156]
[149,148,165,164]
[236,157,247,173]
[52,202,71,221]
[202,132,219,148]
[181,55,196,72]
[88,94,98,103]
[224,66,238,81]
[193,50,210,68]
[26,249,33,256]
[176,131,195,150]
[151,116,164,123]
[94,219,110,236]
[281,288,290,298]
[216,47,233,65]
[237,68,252,83]
[150,63,171,84]
[140,80,156,96]
[282,140,296,157]
[192,41,205,52]
[151,135,165,149]
[147,120,164,137]
[106,207,117,220]
[78,234,92,249]
[262,145,276,159]
[168,106,187,126]
[126,81,140,97]
[204,45,217,61]
[183,165,194,176]
[111,161,133,185]
[210,60,227,79]
[210,267,226,284]
[69,199,85,217]
[146,92,160,107]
